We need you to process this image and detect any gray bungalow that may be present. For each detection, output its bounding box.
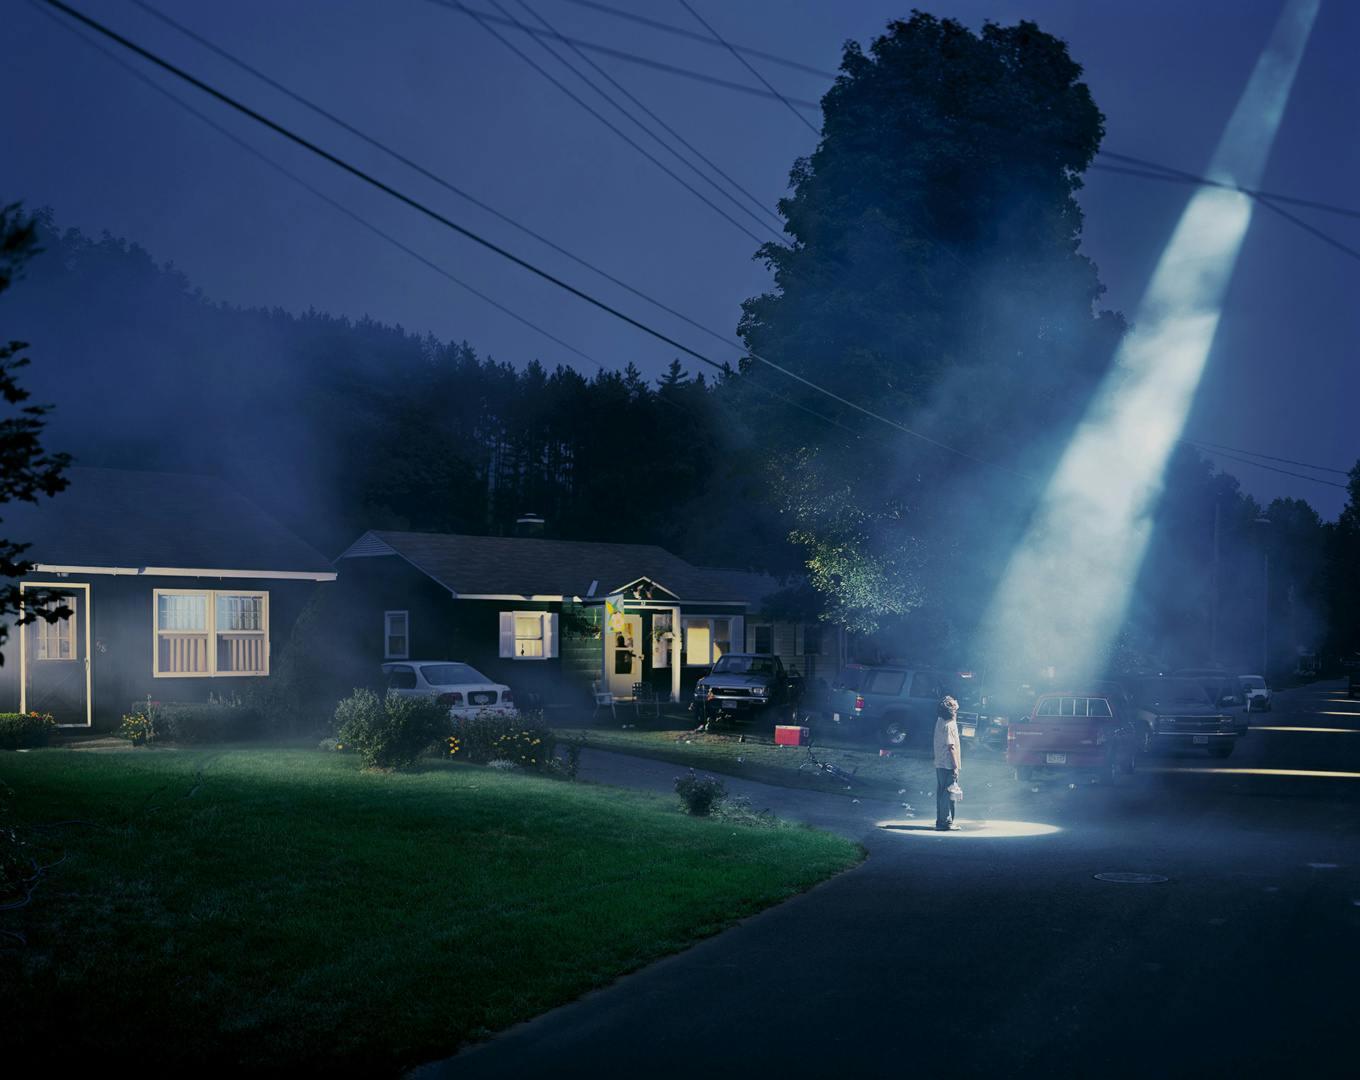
[0,468,336,729]
[333,531,842,708]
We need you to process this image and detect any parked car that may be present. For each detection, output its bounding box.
[825,666,959,747]
[1133,676,1239,757]
[1173,669,1248,735]
[1007,690,1137,783]
[381,661,516,720]
[1238,674,1272,712]
[693,653,802,727]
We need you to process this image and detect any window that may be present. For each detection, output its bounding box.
[866,669,907,696]
[499,612,558,659]
[385,665,417,690]
[35,596,75,661]
[1087,698,1113,718]
[753,624,773,654]
[1036,697,1061,717]
[802,624,822,656]
[909,672,940,699]
[652,613,672,668]
[384,611,409,659]
[155,590,268,677]
[684,622,711,666]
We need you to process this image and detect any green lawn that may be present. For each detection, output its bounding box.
[0,749,860,1072]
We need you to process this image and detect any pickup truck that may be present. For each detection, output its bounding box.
[693,653,802,727]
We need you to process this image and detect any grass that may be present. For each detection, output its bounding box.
[0,748,860,1072]
[555,718,983,802]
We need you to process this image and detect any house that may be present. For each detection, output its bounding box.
[332,530,842,707]
[0,468,336,729]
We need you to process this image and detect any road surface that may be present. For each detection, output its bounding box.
[421,679,1360,1078]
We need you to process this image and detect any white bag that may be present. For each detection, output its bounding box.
[947,781,963,801]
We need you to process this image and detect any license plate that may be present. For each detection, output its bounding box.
[1193,735,1209,745]
[721,700,738,711]
[961,723,976,738]
[833,712,841,723]
[1046,753,1066,764]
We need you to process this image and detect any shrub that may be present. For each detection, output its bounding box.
[0,712,57,750]
[674,769,727,816]
[335,689,450,770]
[155,701,258,744]
[118,711,156,745]
[449,711,556,770]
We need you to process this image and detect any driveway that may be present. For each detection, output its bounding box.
[415,680,1360,1078]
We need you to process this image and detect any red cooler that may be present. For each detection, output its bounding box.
[774,725,810,747]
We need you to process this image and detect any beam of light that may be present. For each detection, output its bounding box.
[1146,766,1360,780]
[975,0,1319,681]
[1313,711,1360,718]
[1250,726,1360,733]
[875,819,1061,838]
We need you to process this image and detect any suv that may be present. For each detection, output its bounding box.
[1238,674,1272,712]
[1173,669,1248,735]
[826,666,957,747]
[693,653,802,727]
[1133,676,1240,757]
[1007,690,1136,784]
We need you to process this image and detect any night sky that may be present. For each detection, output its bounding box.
[3,0,1356,515]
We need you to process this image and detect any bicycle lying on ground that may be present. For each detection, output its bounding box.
[797,739,859,785]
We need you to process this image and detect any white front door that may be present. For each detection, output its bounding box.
[607,614,643,699]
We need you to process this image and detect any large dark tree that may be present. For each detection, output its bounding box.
[736,13,1125,637]
[0,203,70,664]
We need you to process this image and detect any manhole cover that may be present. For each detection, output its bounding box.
[1094,872,1169,884]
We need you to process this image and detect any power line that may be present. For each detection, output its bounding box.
[43,0,1027,475]
[676,0,819,136]
[451,0,781,241]
[1183,438,1352,476]
[551,0,838,79]
[1192,445,1350,490]
[509,0,785,232]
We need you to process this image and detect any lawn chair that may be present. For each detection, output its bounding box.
[591,680,616,721]
[632,682,660,720]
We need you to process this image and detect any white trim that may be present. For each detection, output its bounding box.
[152,588,270,678]
[504,610,555,660]
[459,593,566,601]
[384,610,410,660]
[19,581,93,728]
[34,563,335,581]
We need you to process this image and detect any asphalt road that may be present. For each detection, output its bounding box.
[420,679,1360,1079]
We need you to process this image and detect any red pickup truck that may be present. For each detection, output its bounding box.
[1007,690,1137,784]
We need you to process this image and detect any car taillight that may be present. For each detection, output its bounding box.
[437,692,464,706]
[502,690,513,704]
[854,695,865,711]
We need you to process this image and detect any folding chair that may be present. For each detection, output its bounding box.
[632,682,660,720]
[591,680,616,721]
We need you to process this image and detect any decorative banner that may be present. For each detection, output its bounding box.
[605,594,626,633]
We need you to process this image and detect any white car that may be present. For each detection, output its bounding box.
[1239,674,1272,712]
[381,661,517,720]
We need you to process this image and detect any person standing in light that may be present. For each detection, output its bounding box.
[934,695,962,831]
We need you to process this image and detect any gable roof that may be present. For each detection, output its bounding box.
[339,530,750,602]
[4,468,335,578]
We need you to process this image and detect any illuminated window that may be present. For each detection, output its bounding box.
[515,613,545,657]
[35,596,76,661]
[155,590,268,677]
[384,611,409,659]
[685,622,711,666]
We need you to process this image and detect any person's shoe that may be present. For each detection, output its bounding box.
[935,822,960,831]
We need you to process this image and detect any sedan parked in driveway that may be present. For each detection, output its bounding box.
[382,661,517,720]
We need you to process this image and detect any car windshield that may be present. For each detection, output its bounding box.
[712,655,775,676]
[1241,676,1266,689]
[419,663,487,686]
[1138,678,1212,707]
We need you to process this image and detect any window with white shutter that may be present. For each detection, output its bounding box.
[503,611,556,659]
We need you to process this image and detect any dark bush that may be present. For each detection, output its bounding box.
[155,702,259,744]
[336,689,450,770]
[0,712,57,750]
[674,769,727,816]
[450,711,555,769]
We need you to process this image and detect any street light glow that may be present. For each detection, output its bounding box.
[976,0,1320,680]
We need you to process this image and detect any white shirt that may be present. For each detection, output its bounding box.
[933,717,960,770]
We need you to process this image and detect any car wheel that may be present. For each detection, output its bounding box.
[1208,742,1234,759]
[881,716,910,747]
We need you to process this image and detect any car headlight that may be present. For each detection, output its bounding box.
[753,686,769,697]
